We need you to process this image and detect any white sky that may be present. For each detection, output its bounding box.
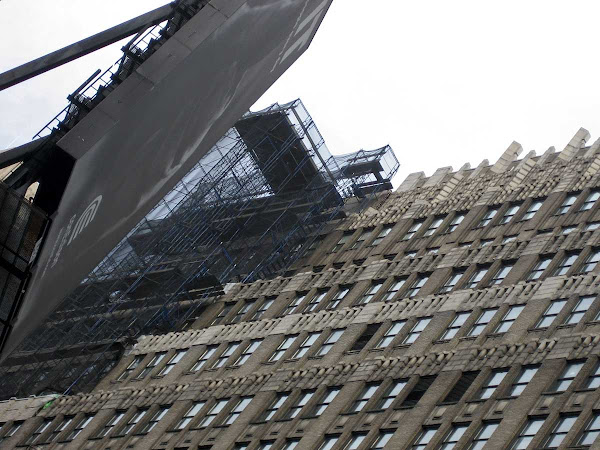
[2,0,600,185]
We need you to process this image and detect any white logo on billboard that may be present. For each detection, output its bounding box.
[67,195,102,245]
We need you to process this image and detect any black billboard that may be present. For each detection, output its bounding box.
[1,0,333,359]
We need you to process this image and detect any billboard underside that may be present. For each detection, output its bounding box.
[1,0,333,359]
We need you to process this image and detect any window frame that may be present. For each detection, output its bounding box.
[440,311,471,341]
[269,335,298,362]
[493,305,525,333]
[316,329,344,356]
[402,220,424,241]
[402,317,431,344]
[158,349,188,376]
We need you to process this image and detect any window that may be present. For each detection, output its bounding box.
[494,305,524,333]
[565,295,595,325]
[562,225,577,235]
[351,323,381,351]
[585,221,600,231]
[309,387,340,416]
[159,349,187,375]
[46,416,73,443]
[459,241,473,248]
[212,303,233,325]
[424,217,444,236]
[327,285,351,310]
[332,233,352,252]
[500,203,521,224]
[466,267,489,288]
[270,335,298,362]
[407,275,429,298]
[283,293,306,315]
[258,441,275,450]
[23,418,53,445]
[304,290,328,312]
[136,352,166,379]
[528,257,552,281]
[470,422,499,450]
[95,411,125,438]
[446,213,465,233]
[401,375,436,408]
[224,397,252,425]
[554,252,580,276]
[510,366,539,396]
[345,433,367,449]
[427,247,439,254]
[350,383,380,412]
[374,430,396,449]
[139,406,169,434]
[319,435,340,450]
[371,225,393,246]
[402,220,424,240]
[544,414,577,448]
[212,342,240,368]
[581,249,600,273]
[490,263,513,285]
[198,399,229,427]
[405,250,418,258]
[234,339,262,365]
[502,235,517,244]
[512,417,545,449]
[480,238,494,247]
[357,282,383,304]
[439,271,465,293]
[284,390,314,419]
[191,345,218,371]
[441,424,469,449]
[585,362,600,389]
[260,393,289,421]
[232,300,255,323]
[522,199,544,221]
[536,300,567,328]
[412,427,438,449]
[351,229,372,249]
[468,308,498,337]
[478,369,509,399]
[580,190,600,211]
[550,361,584,392]
[283,440,300,449]
[1,421,23,443]
[252,298,274,320]
[117,354,145,381]
[376,321,406,348]
[293,332,320,358]
[382,278,407,301]
[441,312,471,340]
[556,193,578,215]
[443,371,479,404]
[65,414,94,441]
[175,402,204,430]
[118,409,147,436]
[477,208,498,228]
[578,411,600,446]
[316,329,343,356]
[377,380,407,409]
[403,317,431,344]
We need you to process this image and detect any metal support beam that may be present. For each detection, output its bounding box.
[0,3,174,91]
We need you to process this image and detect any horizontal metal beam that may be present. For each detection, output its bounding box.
[0,3,174,91]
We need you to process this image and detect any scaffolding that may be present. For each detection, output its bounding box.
[0,99,399,400]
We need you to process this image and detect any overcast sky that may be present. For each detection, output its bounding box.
[2,0,600,185]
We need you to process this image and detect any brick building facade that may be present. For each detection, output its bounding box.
[2,128,600,449]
